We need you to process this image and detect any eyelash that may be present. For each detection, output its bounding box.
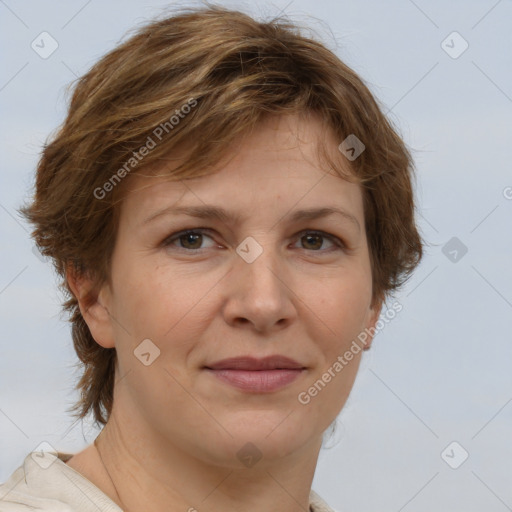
[161,228,346,254]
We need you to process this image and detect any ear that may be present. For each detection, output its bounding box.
[361,296,384,351]
[66,264,116,349]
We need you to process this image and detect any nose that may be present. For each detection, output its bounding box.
[221,242,297,333]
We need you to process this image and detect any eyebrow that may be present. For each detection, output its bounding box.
[141,205,361,232]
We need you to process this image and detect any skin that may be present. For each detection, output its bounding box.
[66,112,382,512]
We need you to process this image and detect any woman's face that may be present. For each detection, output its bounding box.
[92,113,381,467]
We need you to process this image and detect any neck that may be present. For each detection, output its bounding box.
[95,408,322,512]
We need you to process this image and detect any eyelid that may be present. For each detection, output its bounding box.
[293,230,345,252]
[162,228,218,250]
[161,227,347,252]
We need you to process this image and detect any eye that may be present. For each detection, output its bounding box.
[161,228,345,253]
[293,230,345,252]
[162,229,217,251]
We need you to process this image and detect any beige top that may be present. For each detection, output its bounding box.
[0,451,337,511]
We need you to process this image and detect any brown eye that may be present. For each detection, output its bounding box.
[163,229,216,251]
[179,232,203,250]
[301,233,324,250]
[296,231,342,252]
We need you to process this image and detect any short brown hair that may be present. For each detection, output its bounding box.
[19,4,424,425]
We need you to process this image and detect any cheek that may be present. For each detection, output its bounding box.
[300,279,369,420]
[307,272,372,349]
[109,263,207,410]
[111,261,219,353]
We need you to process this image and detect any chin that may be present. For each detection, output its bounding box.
[197,411,319,468]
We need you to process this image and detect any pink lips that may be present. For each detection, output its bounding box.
[204,355,306,393]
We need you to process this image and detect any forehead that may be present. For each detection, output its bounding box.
[120,113,363,224]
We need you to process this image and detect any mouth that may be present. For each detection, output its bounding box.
[203,355,306,393]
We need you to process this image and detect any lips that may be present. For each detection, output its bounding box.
[204,355,306,393]
[204,355,305,371]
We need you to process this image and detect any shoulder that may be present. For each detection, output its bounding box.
[310,488,340,512]
[0,451,121,512]
[2,452,337,512]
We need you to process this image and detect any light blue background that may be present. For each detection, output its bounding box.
[1,1,511,510]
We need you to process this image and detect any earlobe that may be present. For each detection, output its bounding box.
[66,265,116,349]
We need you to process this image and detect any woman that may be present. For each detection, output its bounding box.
[1,5,423,511]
